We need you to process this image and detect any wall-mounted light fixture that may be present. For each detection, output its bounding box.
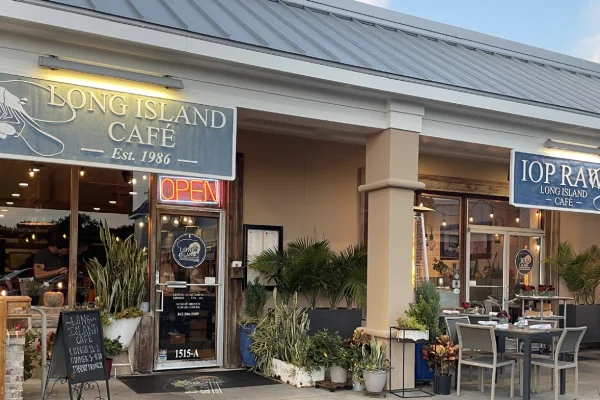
[545,139,600,156]
[39,56,185,89]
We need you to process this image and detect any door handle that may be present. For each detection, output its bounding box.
[156,290,164,312]
[166,281,187,289]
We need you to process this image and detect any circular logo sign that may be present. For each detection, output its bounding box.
[515,249,534,276]
[172,233,207,269]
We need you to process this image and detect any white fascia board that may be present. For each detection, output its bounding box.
[3,0,600,132]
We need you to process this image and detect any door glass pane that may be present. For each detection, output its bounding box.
[468,232,504,309]
[158,286,217,362]
[157,213,219,365]
[159,214,218,285]
[508,235,541,301]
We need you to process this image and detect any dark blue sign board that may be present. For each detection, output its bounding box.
[172,233,207,269]
[510,150,600,214]
[0,72,236,180]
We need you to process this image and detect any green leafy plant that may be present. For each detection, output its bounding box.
[104,336,123,358]
[25,281,41,297]
[361,336,389,372]
[250,291,314,373]
[240,278,268,325]
[432,258,449,276]
[308,330,343,368]
[344,330,372,382]
[249,238,331,308]
[338,244,367,309]
[87,221,147,321]
[24,330,41,381]
[422,335,459,375]
[406,281,440,341]
[396,316,427,331]
[545,241,600,305]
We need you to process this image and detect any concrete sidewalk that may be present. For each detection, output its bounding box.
[23,349,600,399]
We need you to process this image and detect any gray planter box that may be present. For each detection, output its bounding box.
[307,309,363,338]
[560,304,600,344]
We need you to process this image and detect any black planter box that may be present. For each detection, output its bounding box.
[434,374,452,395]
[560,304,600,344]
[307,308,363,338]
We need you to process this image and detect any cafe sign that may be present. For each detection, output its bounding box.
[510,150,600,214]
[0,72,236,179]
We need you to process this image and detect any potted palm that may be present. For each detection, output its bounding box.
[423,335,459,395]
[361,336,389,393]
[87,222,146,348]
[104,336,123,378]
[545,241,600,343]
[239,277,268,367]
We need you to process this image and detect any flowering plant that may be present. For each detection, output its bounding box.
[422,335,459,376]
[345,330,372,382]
[520,284,536,294]
[460,302,470,310]
[496,310,510,323]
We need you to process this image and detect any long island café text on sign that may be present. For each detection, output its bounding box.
[0,72,236,179]
[510,150,600,214]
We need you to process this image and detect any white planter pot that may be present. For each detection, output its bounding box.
[103,317,142,349]
[352,379,365,392]
[329,365,348,383]
[271,358,324,387]
[363,370,387,393]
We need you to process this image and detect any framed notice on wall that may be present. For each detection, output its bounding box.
[243,225,284,286]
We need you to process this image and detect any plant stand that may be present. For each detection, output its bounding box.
[315,379,352,392]
[388,327,434,398]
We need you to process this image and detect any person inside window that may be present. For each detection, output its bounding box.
[33,239,68,281]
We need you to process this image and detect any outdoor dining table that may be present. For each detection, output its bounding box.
[494,325,564,400]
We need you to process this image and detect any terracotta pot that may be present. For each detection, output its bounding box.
[43,292,64,307]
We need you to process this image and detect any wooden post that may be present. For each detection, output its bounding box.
[0,296,8,400]
[225,154,244,368]
[68,167,80,308]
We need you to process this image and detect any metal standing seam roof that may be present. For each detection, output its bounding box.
[34,0,600,116]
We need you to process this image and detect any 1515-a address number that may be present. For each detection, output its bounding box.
[175,349,200,359]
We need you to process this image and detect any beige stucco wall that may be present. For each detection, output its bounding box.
[238,130,365,251]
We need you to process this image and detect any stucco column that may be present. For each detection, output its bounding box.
[359,128,424,389]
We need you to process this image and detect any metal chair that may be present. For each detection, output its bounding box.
[445,316,473,384]
[532,326,587,400]
[456,323,516,399]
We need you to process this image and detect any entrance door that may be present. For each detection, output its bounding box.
[154,210,224,370]
[466,226,544,311]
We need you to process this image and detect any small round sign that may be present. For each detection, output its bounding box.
[515,249,534,276]
[172,233,207,269]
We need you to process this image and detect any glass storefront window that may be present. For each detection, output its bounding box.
[0,160,71,303]
[421,194,461,308]
[78,168,149,306]
[468,199,543,229]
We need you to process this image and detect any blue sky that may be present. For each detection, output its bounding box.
[356,0,600,62]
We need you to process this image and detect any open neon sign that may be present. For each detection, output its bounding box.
[159,176,220,206]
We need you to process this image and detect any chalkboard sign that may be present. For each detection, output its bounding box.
[47,310,108,384]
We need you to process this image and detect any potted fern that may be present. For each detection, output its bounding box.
[238,277,268,367]
[361,336,389,394]
[87,222,146,348]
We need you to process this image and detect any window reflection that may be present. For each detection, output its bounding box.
[0,160,70,303]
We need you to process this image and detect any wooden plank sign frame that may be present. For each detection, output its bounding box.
[45,309,110,400]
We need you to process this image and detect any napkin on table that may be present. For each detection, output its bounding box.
[529,324,552,330]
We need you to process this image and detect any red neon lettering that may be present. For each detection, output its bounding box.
[190,180,205,202]
[161,178,175,200]
[205,180,218,203]
[175,179,190,200]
